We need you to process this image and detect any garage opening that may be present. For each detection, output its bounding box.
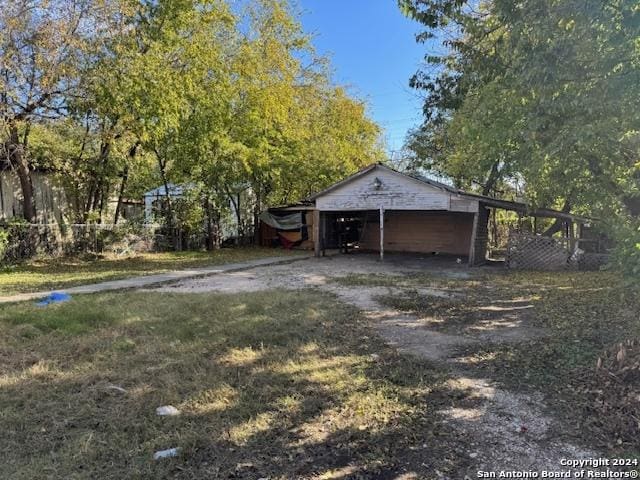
[318,210,475,259]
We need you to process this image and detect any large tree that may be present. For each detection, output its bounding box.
[401,0,640,219]
[1,0,383,246]
[0,0,117,221]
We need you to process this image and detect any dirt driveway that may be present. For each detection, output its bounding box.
[151,253,596,476]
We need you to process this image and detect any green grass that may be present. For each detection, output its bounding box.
[3,268,637,477]
[0,290,460,479]
[0,248,294,296]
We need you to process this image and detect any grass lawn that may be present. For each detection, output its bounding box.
[0,248,295,296]
[2,267,638,478]
[0,289,457,479]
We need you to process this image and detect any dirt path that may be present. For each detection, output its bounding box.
[0,254,308,304]
[149,254,597,475]
[322,284,596,474]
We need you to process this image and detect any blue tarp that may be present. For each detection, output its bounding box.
[35,292,72,306]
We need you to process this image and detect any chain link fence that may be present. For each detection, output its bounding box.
[0,221,257,265]
[506,230,610,271]
[0,223,162,265]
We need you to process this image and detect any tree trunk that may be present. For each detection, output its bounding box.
[236,193,242,239]
[7,124,36,221]
[114,142,138,224]
[155,150,176,249]
[84,180,96,219]
[225,186,243,242]
[98,184,109,224]
[253,194,262,246]
[482,160,501,196]
[85,140,112,222]
[204,195,214,251]
[113,165,129,225]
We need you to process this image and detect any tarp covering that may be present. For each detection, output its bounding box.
[259,211,305,231]
[278,231,303,249]
[36,292,72,306]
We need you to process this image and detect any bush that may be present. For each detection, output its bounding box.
[0,219,37,265]
[611,219,640,278]
[0,227,8,263]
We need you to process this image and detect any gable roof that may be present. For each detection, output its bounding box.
[308,163,592,222]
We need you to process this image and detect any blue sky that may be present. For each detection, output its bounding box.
[299,0,427,156]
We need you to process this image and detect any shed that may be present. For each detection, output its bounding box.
[263,163,590,266]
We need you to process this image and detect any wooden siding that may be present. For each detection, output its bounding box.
[315,167,478,213]
[451,197,478,213]
[359,211,474,256]
[0,171,68,222]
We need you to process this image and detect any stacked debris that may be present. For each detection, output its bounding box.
[584,339,640,448]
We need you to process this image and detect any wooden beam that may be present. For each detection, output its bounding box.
[568,220,576,252]
[468,210,479,267]
[313,209,320,257]
[321,212,327,257]
[379,206,384,261]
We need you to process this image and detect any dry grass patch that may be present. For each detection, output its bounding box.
[377,270,640,455]
[0,289,459,479]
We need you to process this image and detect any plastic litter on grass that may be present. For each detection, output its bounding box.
[35,292,72,306]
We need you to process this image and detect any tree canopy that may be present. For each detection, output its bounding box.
[400,0,640,273]
[1,0,383,235]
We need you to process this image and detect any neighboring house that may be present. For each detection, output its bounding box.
[0,163,68,223]
[1,161,141,224]
[143,183,188,224]
[143,183,251,240]
[261,163,590,265]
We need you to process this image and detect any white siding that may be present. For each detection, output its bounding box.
[315,167,478,213]
[450,196,479,213]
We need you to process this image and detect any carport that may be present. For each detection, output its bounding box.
[309,164,482,264]
[260,163,590,266]
[306,163,590,266]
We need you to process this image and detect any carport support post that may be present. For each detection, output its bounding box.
[468,210,479,267]
[379,206,384,261]
[313,209,321,257]
[321,213,327,256]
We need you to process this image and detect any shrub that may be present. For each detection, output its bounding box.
[0,227,8,264]
[611,219,640,278]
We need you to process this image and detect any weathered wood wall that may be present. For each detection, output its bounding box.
[358,211,474,256]
[0,171,68,223]
[315,168,478,213]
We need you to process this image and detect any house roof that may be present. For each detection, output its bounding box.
[143,183,190,197]
[308,163,592,223]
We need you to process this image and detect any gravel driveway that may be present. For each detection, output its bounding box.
[149,252,597,476]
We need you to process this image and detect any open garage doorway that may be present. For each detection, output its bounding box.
[318,210,475,260]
